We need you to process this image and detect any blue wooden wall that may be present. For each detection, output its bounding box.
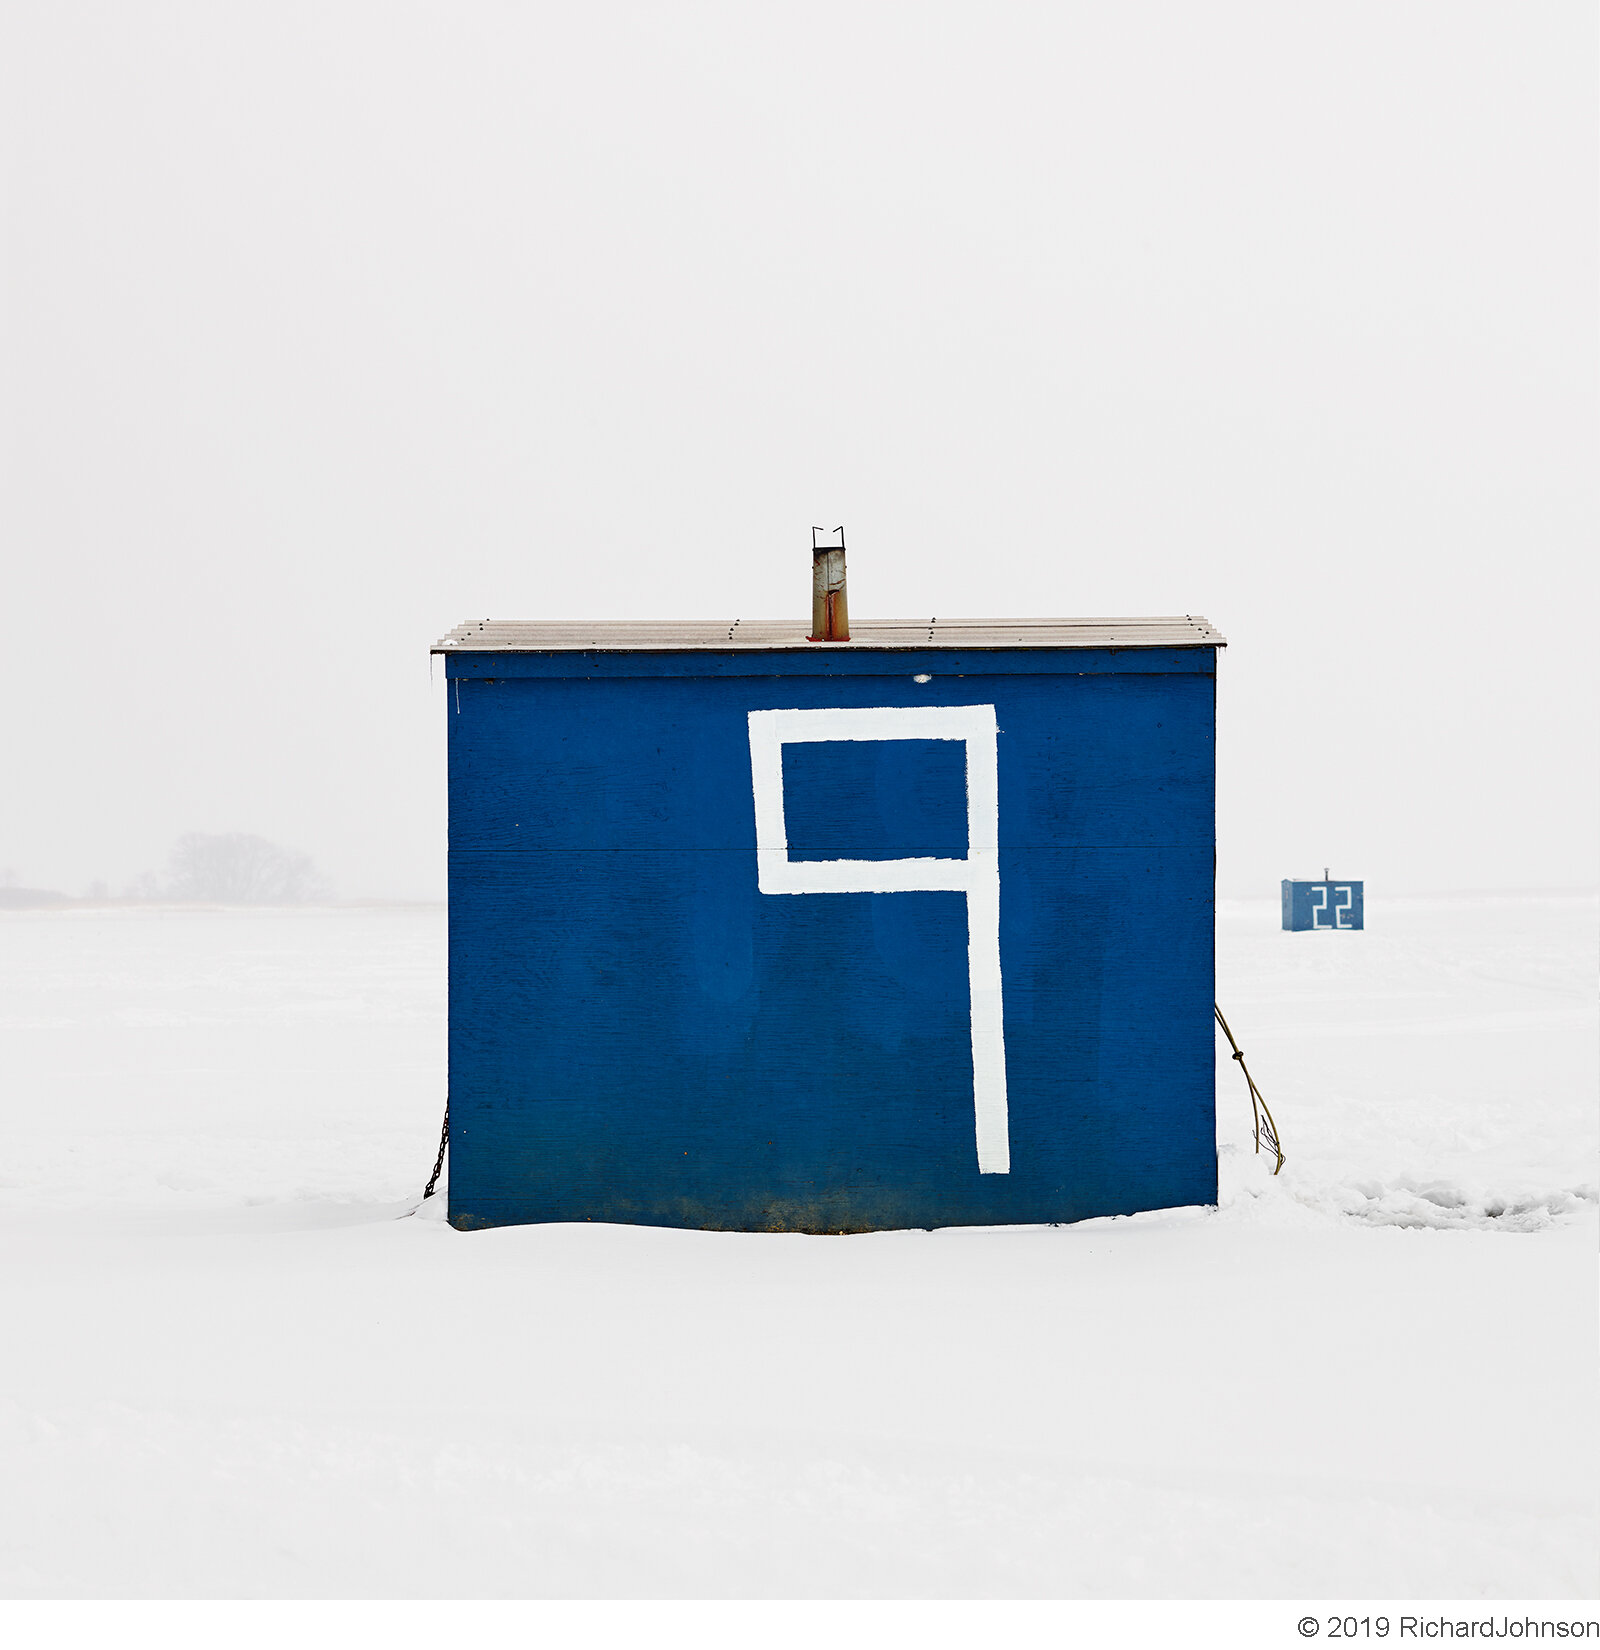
[445,647,1218,1231]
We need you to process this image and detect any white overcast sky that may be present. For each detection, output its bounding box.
[2,2,1594,899]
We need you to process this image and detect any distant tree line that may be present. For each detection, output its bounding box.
[134,833,333,904]
[0,834,334,907]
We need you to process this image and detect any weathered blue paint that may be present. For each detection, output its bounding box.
[1281,880,1365,931]
[446,650,1220,1232]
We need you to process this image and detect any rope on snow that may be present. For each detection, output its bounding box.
[1215,1004,1284,1174]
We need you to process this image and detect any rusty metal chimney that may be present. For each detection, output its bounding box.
[809,526,850,641]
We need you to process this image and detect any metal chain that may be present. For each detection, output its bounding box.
[1215,1004,1285,1174]
[422,1100,449,1200]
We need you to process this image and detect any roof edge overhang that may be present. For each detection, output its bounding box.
[432,617,1226,654]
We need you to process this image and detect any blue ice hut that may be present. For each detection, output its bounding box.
[434,611,1226,1232]
[1282,877,1364,931]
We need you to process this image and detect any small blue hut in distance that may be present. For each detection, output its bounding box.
[434,540,1226,1233]
[1282,874,1365,930]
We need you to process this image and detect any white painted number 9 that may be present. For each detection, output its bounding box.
[747,705,1010,1174]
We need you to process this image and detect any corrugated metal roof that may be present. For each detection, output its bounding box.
[432,617,1226,652]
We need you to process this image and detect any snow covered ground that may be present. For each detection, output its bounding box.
[0,896,1594,1597]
